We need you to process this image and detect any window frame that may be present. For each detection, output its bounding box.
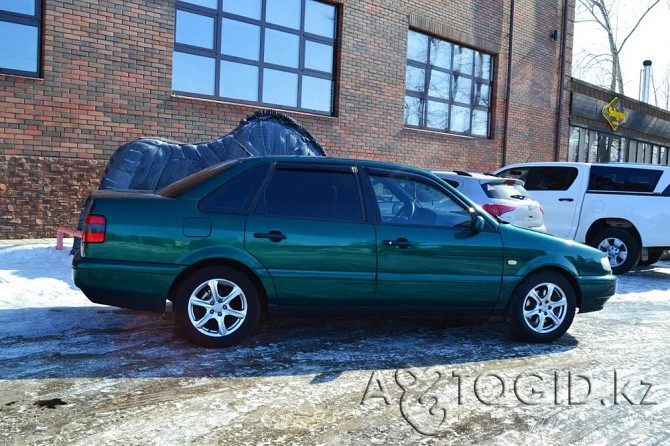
[0,0,42,77]
[173,0,338,115]
[404,29,494,138]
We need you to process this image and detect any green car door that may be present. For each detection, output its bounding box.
[245,163,377,306]
[364,168,504,308]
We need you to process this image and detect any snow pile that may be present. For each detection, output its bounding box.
[0,241,93,309]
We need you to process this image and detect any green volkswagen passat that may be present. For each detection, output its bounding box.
[73,156,616,347]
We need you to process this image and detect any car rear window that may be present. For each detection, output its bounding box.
[588,166,663,193]
[157,159,242,197]
[481,181,528,200]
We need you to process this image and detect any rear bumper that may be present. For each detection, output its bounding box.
[72,252,185,312]
[577,274,617,313]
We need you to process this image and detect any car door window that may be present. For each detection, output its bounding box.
[369,173,471,228]
[254,168,364,223]
[498,166,578,191]
[497,167,529,182]
[588,166,663,192]
[525,167,578,191]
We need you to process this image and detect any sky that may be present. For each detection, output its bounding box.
[572,0,670,108]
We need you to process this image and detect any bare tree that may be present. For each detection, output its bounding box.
[576,0,660,94]
[572,48,613,86]
[652,63,670,110]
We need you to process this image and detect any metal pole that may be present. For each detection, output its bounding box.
[641,60,652,103]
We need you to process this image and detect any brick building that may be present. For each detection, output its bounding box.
[0,0,575,239]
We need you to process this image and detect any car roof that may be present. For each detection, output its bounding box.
[497,161,670,170]
[237,155,442,177]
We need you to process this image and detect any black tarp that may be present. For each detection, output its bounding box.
[71,110,326,253]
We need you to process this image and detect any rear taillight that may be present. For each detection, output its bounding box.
[83,214,106,243]
[540,206,544,215]
[482,203,516,216]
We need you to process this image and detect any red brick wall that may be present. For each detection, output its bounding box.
[505,0,574,164]
[0,0,574,238]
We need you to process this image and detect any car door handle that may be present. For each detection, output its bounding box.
[253,230,287,242]
[558,198,574,202]
[382,238,413,249]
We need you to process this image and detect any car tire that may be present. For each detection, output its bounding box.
[638,249,664,267]
[589,228,640,275]
[507,271,576,343]
[174,266,260,348]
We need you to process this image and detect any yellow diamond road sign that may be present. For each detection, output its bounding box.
[601,97,627,131]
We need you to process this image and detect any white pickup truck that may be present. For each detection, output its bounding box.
[494,162,670,274]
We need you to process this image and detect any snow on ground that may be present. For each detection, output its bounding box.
[0,241,669,445]
[0,241,89,309]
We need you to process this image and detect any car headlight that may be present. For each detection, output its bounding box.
[600,256,612,272]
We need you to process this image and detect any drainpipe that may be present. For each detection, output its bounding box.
[554,0,570,161]
[502,0,515,167]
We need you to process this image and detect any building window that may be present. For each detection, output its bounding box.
[567,125,670,166]
[0,1,41,77]
[173,0,337,115]
[404,30,493,137]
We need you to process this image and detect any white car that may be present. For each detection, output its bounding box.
[494,162,670,273]
[433,170,546,232]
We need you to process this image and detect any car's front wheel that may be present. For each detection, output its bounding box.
[174,266,260,348]
[507,271,576,343]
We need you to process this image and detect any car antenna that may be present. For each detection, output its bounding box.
[526,154,532,162]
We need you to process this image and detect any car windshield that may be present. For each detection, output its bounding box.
[157,159,242,198]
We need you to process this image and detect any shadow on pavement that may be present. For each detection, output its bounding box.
[0,306,577,381]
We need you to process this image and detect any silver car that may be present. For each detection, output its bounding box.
[433,170,546,231]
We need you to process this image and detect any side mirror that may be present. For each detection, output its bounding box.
[468,207,485,233]
[473,215,485,233]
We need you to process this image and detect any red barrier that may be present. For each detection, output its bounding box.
[56,227,82,250]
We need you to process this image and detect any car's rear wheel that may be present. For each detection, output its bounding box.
[174,266,260,348]
[589,228,640,274]
[507,271,576,343]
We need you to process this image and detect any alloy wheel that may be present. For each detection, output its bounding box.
[522,282,568,334]
[597,237,627,268]
[187,278,248,338]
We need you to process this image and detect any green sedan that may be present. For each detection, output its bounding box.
[72,156,616,347]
